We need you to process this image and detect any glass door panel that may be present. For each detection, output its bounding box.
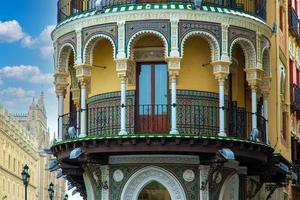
[136,63,168,133]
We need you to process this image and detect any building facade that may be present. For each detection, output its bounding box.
[0,105,39,200]
[0,93,65,199]
[52,0,295,199]
[288,0,300,199]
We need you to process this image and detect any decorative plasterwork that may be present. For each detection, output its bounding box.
[83,33,117,64]
[57,43,76,72]
[82,23,118,59]
[180,30,220,61]
[120,166,187,200]
[133,47,165,62]
[229,26,256,49]
[179,20,221,60]
[52,10,272,42]
[229,37,257,68]
[109,155,200,164]
[126,20,170,57]
[57,31,77,55]
[54,72,69,95]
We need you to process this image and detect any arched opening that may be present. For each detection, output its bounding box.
[179,35,218,93]
[120,166,186,200]
[178,35,219,135]
[58,45,77,138]
[262,49,270,78]
[130,33,168,133]
[89,38,118,96]
[138,181,171,200]
[228,43,250,138]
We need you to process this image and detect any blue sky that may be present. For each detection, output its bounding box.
[0,1,82,199]
[0,1,56,132]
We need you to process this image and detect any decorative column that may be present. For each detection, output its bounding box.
[261,76,271,144]
[211,60,231,137]
[115,59,129,135]
[170,18,180,57]
[166,57,181,134]
[71,87,81,135]
[75,28,83,64]
[54,72,69,141]
[75,64,92,137]
[245,67,263,136]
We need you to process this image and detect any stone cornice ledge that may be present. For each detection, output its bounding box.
[109,155,200,164]
[52,9,272,41]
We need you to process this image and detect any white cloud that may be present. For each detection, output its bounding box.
[0,87,35,98]
[0,20,55,59]
[0,87,35,114]
[21,25,55,59]
[47,86,55,95]
[0,20,24,43]
[0,65,53,84]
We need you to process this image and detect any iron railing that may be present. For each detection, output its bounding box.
[291,84,300,112]
[60,112,77,139]
[293,164,300,186]
[289,6,300,42]
[57,0,266,23]
[61,104,267,143]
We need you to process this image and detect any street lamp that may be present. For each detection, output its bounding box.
[63,194,68,200]
[48,182,54,200]
[21,165,30,200]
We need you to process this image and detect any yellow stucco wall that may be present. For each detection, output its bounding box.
[231,44,247,108]
[90,39,120,97]
[178,36,218,92]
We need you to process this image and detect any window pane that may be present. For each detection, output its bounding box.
[139,64,151,115]
[155,64,167,114]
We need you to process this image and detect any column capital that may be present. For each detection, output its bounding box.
[74,64,92,85]
[54,72,69,96]
[261,76,272,96]
[115,58,130,79]
[71,87,81,107]
[166,57,182,78]
[211,60,231,82]
[244,67,263,88]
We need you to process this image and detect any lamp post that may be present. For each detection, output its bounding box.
[21,165,30,200]
[63,194,68,200]
[48,182,54,200]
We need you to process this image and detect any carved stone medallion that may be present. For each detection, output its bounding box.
[183,169,195,182]
[113,169,124,182]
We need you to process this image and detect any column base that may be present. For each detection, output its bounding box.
[119,130,128,135]
[218,131,227,137]
[249,128,259,142]
[170,129,179,134]
[79,134,87,138]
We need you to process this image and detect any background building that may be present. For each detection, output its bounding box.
[52,0,296,199]
[0,92,65,199]
[288,0,300,198]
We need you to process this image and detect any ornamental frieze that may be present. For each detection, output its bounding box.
[57,31,77,54]
[228,26,256,51]
[125,20,170,48]
[82,23,118,48]
[179,20,221,49]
